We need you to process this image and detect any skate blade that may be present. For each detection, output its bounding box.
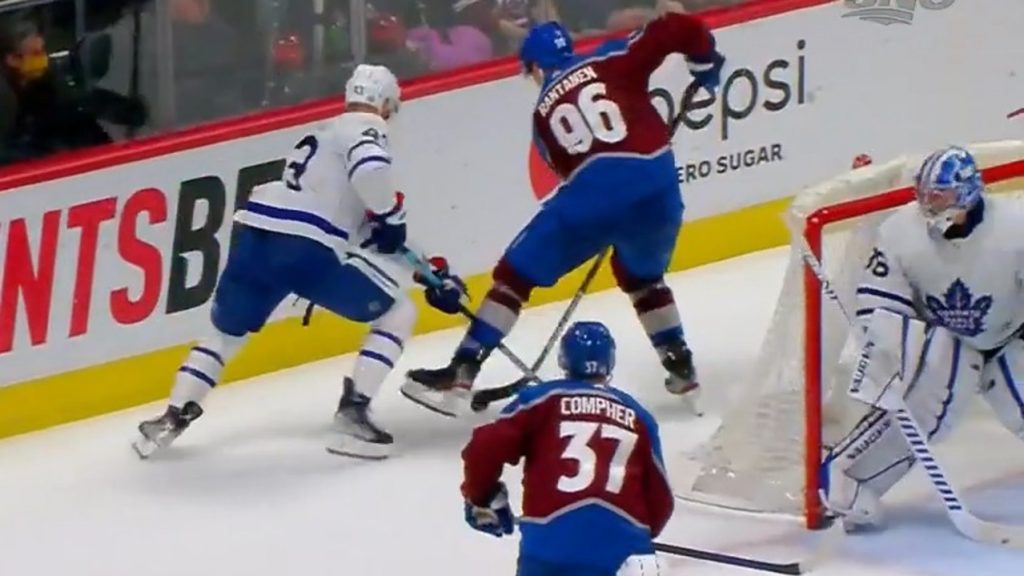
[132,436,160,460]
[666,379,705,417]
[400,381,467,418]
[325,435,391,460]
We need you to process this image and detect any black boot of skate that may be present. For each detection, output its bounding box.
[327,378,393,460]
[401,352,483,417]
[132,401,204,459]
[661,340,703,415]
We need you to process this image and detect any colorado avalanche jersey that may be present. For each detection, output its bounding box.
[532,13,712,196]
[234,112,399,253]
[857,196,1024,351]
[461,379,674,571]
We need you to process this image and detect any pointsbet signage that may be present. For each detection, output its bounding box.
[0,0,1020,387]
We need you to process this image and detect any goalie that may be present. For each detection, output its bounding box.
[825,146,1024,531]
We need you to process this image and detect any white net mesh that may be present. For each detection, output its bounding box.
[673,140,1024,520]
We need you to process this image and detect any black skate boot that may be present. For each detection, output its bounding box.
[132,401,204,459]
[401,352,484,417]
[327,378,393,460]
[661,340,703,415]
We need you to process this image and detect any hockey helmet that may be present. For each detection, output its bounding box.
[346,64,401,118]
[519,21,574,74]
[914,146,984,235]
[558,321,616,380]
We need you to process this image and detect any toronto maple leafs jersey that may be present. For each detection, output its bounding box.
[857,195,1024,351]
[234,112,400,253]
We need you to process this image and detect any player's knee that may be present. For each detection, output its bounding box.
[611,253,665,293]
[980,344,1024,438]
[375,295,417,340]
[493,258,536,304]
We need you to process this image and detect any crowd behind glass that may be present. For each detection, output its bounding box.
[0,0,756,167]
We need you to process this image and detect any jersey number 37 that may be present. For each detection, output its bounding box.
[557,421,637,494]
[550,83,627,155]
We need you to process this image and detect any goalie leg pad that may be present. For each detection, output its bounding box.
[829,317,981,522]
[980,338,1024,439]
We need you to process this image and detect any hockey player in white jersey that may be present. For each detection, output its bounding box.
[132,64,465,460]
[825,146,1024,530]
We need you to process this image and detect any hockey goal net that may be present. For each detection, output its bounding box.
[674,140,1024,529]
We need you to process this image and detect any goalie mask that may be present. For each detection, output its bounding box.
[913,146,984,238]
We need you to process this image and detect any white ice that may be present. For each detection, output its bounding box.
[1,247,1022,576]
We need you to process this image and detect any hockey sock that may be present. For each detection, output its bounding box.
[456,259,534,360]
[613,261,684,353]
[170,331,246,408]
[352,297,415,398]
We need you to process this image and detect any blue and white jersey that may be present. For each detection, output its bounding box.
[235,112,398,254]
[857,195,1024,351]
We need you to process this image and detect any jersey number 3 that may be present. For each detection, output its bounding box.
[285,135,320,191]
[550,83,627,155]
[558,421,637,494]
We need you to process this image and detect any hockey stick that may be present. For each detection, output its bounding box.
[399,248,543,383]
[786,215,1024,548]
[469,248,611,411]
[653,529,841,576]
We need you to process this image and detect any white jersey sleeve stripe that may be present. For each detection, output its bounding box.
[347,155,391,180]
[856,286,916,315]
[244,201,350,240]
[347,138,380,160]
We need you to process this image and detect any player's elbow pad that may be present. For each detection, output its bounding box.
[350,164,399,215]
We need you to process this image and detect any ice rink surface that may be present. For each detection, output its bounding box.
[1,247,1022,576]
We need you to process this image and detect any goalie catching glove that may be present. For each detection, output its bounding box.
[463,482,515,538]
[414,256,467,315]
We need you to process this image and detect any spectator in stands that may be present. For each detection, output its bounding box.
[0,16,144,165]
[406,0,494,72]
[170,0,256,126]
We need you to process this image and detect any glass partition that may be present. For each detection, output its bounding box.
[1,0,756,167]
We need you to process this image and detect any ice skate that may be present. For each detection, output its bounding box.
[402,354,481,417]
[132,401,204,459]
[661,340,703,416]
[327,378,393,460]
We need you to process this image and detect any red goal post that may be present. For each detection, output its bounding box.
[674,141,1024,530]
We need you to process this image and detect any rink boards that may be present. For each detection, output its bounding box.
[0,0,1021,438]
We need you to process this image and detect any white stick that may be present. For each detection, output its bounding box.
[786,214,1024,548]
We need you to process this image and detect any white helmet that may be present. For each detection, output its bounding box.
[345,64,401,117]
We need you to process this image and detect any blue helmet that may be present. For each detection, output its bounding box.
[519,21,574,73]
[914,146,985,235]
[558,321,616,380]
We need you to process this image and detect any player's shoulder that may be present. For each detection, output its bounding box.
[986,194,1024,222]
[329,112,390,149]
[876,203,928,250]
[602,384,660,432]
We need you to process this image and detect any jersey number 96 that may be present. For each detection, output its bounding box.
[550,83,627,155]
[557,421,638,494]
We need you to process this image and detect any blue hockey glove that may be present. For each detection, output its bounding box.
[364,193,407,254]
[464,482,515,538]
[415,256,467,315]
[687,50,725,96]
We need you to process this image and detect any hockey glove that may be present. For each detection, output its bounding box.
[415,256,467,315]
[464,482,515,538]
[686,50,725,97]
[364,193,407,254]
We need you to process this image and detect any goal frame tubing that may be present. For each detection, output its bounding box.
[800,158,1024,529]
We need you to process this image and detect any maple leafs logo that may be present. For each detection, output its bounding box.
[924,279,993,337]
